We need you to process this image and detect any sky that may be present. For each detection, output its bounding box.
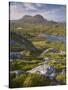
[9,2,66,22]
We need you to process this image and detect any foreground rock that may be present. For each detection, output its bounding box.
[27,64,56,79]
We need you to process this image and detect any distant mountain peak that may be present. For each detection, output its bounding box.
[34,14,44,19]
[23,15,32,18]
[21,14,46,23]
[10,14,58,24]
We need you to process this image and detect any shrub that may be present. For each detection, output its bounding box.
[23,73,50,87]
[9,74,27,88]
[56,74,66,85]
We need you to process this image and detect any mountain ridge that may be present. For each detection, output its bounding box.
[10,14,58,24]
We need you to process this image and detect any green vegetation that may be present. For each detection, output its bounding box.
[23,73,50,87]
[10,73,51,88]
[32,40,65,50]
[10,17,66,87]
[10,74,27,88]
[10,58,43,71]
[10,23,66,36]
[45,53,66,72]
[56,74,66,84]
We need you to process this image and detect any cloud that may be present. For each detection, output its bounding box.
[35,3,42,7]
[9,2,66,22]
[23,3,38,11]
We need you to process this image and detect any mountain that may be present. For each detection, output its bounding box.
[10,14,50,24]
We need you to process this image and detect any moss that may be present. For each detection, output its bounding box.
[23,73,51,87]
[56,74,66,84]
